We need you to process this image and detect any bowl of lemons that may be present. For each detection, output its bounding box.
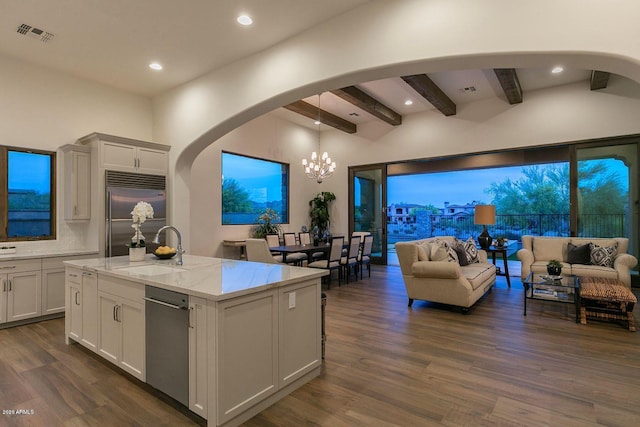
[154,245,177,259]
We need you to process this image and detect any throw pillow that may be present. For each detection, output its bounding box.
[417,243,431,261]
[462,237,479,264]
[567,242,591,265]
[453,243,469,266]
[589,243,618,268]
[429,244,449,262]
[434,239,458,263]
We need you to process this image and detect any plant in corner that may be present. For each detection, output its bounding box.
[546,259,562,276]
[252,208,282,238]
[309,192,336,242]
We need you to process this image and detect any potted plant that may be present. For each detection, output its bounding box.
[495,236,507,248]
[252,208,282,238]
[546,259,562,276]
[309,192,336,242]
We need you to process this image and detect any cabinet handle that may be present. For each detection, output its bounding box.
[7,280,11,292]
[113,305,117,321]
[82,272,93,277]
[188,306,194,329]
[0,265,16,270]
[116,305,121,322]
[75,291,80,305]
[68,273,78,278]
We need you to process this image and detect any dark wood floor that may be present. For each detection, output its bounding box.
[2,266,640,426]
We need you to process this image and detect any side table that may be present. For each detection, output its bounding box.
[483,246,511,287]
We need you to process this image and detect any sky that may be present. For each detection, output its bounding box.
[388,165,528,208]
[387,159,629,209]
[222,152,285,203]
[8,151,51,193]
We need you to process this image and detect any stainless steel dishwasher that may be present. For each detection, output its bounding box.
[144,285,189,406]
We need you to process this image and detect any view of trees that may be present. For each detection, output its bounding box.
[486,162,626,216]
[487,164,570,215]
[222,178,252,214]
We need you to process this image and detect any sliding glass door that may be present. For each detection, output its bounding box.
[349,165,386,264]
[575,142,639,265]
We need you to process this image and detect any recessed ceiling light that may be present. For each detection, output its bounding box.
[149,62,163,71]
[314,120,321,125]
[237,15,253,26]
[551,66,564,74]
[404,99,413,106]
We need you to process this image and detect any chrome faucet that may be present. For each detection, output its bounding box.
[153,225,185,265]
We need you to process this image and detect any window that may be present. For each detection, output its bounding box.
[0,147,56,241]
[221,151,289,225]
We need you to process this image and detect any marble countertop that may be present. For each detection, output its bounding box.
[64,254,327,301]
[0,249,99,261]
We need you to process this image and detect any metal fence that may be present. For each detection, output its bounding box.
[388,213,627,245]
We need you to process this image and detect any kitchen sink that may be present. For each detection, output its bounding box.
[116,264,186,276]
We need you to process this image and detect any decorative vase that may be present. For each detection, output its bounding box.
[129,247,146,262]
[477,230,492,250]
[547,265,562,276]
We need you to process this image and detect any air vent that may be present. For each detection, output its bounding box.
[459,86,477,93]
[17,24,55,43]
[105,170,166,190]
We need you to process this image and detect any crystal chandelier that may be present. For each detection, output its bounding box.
[302,93,336,183]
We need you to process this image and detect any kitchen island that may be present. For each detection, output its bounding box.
[64,254,326,427]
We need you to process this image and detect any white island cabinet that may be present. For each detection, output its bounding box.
[64,254,326,427]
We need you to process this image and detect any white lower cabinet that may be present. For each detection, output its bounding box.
[216,290,278,425]
[42,268,66,315]
[278,281,321,388]
[189,296,208,418]
[1,259,42,324]
[97,277,145,381]
[65,268,98,350]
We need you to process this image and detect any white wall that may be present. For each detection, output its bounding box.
[0,55,152,254]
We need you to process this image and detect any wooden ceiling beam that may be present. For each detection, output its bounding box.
[283,100,357,134]
[493,68,523,104]
[590,70,610,90]
[401,74,456,116]
[331,86,402,126]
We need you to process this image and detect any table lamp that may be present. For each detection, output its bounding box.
[474,204,496,250]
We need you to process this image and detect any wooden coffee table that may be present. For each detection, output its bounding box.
[579,277,637,332]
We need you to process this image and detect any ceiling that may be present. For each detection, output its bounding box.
[0,1,627,132]
[0,0,370,96]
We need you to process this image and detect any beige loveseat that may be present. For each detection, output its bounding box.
[395,236,496,312]
[517,236,638,288]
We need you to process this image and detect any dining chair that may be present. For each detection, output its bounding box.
[299,232,324,261]
[341,235,361,283]
[282,232,307,266]
[308,236,344,288]
[245,238,282,264]
[357,235,374,279]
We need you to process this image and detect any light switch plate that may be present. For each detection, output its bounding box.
[288,292,296,309]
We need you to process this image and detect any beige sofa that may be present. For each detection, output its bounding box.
[517,236,638,288]
[395,236,496,312]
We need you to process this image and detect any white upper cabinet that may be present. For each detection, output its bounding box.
[78,132,170,176]
[61,144,91,221]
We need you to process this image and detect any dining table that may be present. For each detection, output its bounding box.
[270,243,331,264]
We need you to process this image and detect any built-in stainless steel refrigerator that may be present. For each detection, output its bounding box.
[105,171,167,257]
